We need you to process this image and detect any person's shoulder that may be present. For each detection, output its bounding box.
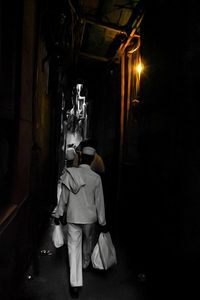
[90,168,102,181]
[67,166,81,175]
[60,166,80,180]
[68,166,79,170]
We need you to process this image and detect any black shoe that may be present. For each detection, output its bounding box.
[69,286,80,298]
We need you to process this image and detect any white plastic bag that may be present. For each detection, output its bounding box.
[91,232,117,270]
[98,232,117,270]
[91,242,104,270]
[52,224,64,248]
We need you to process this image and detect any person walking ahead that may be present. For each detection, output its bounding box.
[54,146,106,298]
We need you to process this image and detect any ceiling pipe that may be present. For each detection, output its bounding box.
[117,12,144,56]
[127,34,141,54]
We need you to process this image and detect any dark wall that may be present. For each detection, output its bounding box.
[130,0,200,294]
[0,1,59,298]
[141,0,200,256]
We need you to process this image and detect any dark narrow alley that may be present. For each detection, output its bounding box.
[1,0,200,299]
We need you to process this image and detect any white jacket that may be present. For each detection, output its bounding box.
[56,165,106,225]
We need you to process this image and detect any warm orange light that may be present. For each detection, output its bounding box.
[136,62,143,75]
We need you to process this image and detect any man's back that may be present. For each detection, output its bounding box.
[64,163,105,226]
[78,163,100,194]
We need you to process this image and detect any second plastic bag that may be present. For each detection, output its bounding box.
[91,232,117,270]
[52,224,64,248]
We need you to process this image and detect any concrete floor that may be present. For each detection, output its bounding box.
[17,219,152,300]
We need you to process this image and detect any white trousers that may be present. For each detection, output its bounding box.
[67,223,96,287]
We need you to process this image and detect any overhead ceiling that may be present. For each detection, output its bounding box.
[41,0,145,67]
[76,0,145,63]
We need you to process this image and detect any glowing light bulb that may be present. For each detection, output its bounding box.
[136,63,143,74]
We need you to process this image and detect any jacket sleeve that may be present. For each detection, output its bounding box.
[94,177,106,226]
[57,182,62,204]
[54,185,69,218]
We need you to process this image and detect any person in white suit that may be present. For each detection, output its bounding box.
[54,146,107,298]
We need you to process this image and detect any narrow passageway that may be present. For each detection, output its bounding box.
[3,2,199,300]
[17,217,150,300]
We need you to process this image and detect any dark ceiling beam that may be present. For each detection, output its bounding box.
[79,51,109,62]
[125,0,145,32]
[82,18,127,36]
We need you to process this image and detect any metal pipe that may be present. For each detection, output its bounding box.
[118,12,144,56]
[119,52,125,162]
[127,35,140,54]
[127,54,132,121]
